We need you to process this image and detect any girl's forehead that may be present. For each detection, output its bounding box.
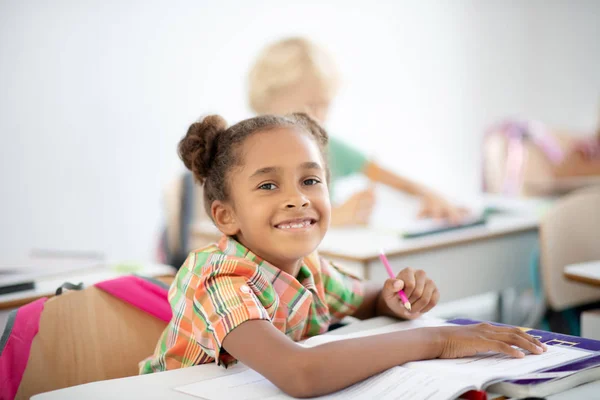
[239,127,324,171]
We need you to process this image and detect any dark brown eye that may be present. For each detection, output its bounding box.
[303,178,320,186]
[258,183,277,190]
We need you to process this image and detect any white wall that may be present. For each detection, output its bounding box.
[1,0,599,261]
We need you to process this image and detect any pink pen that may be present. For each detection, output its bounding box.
[379,250,412,311]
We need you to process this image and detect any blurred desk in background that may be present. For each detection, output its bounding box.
[0,262,174,310]
[564,260,600,340]
[564,260,600,287]
[0,261,174,329]
[527,176,600,196]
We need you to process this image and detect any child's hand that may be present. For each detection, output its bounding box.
[418,194,468,225]
[331,187,376,226]
[381,267,439,320]
[431,323,548,359]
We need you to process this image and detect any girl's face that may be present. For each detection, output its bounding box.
[216,127,330,273]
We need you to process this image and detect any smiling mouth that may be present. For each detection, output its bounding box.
[274,218,317,230]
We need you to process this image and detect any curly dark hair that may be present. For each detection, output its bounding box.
[178,112,329,219]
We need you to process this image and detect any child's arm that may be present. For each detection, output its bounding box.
[223,267,545,398]
[363,161,468,223]
[223,317,546,398]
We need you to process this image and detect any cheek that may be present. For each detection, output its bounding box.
[313,189,331,215]
[241,199,275,225]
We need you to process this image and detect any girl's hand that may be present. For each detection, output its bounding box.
[418,194,468,225]
[380,267,439,320]
[431,323,548,359]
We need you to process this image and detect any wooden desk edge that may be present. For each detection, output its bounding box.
[320,224,539,263]
[564,272,600,287]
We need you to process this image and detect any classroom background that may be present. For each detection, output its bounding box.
[3,1,600,399]
[1,0,599,262]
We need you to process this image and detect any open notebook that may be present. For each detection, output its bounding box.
[174,318,593,400]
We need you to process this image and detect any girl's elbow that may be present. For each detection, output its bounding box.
[278,370,319,398]
[277,353,324,398]
[279,383,314,399]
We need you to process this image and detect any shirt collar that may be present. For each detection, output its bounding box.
[216,235,318,290]
[217,235,263,264]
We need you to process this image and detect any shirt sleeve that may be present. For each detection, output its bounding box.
[139,256,205,373]
[195,262,271,366]
[328,136,369,180]
[319,257,364,322]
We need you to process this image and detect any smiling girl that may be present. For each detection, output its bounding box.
[140,113,546,398]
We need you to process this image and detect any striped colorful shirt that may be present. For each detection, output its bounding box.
[139,236,364,373]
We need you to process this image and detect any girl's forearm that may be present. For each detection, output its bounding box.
[298,329,441,397]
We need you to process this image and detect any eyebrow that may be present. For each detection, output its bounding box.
[249,166,280,179]
[249,162,323,180]
[300,161,323,171]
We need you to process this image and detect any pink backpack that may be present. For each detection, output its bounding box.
[483,119,565,195]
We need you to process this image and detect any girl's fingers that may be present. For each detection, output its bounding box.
[479,338,525,358]
[492,332,544,355]
[420,288,440,314]
[397,268,416,298]
[408,270,427,303]
[383,278,404,298]
[495,326,547,351]
[476,324,547,355]
[410,281,435,313]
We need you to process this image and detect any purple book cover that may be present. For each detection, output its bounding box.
[448,318,600,386]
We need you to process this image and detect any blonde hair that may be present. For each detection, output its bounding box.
[248,37,340,114]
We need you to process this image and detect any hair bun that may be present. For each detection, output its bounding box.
[178,115,227,183]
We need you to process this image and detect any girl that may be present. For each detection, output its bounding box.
[141,113,546,398]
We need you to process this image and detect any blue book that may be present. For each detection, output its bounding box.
[449,318,600,398]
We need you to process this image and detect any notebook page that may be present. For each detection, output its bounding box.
[175,366,474,400]
[404,345,591,389]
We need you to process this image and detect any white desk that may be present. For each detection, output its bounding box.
[564,260,600,287]
[32,316,600,400]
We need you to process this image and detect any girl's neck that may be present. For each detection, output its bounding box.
[273,258,304,278]
[233,235,304,278]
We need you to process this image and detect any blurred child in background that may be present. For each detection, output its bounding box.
[247,37,467,226]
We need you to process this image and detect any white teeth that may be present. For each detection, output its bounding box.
[277,220,312,229]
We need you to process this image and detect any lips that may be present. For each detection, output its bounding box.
[274,217,317,230]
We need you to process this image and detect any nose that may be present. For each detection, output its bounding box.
[284,187,310,209]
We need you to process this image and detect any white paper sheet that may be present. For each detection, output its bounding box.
[175,366,473,400]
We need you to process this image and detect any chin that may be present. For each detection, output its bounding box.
[293,241,321,258]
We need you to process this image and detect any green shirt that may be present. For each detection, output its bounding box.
[327,136,369,196]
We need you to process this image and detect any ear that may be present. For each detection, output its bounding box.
[211,200,240,236]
